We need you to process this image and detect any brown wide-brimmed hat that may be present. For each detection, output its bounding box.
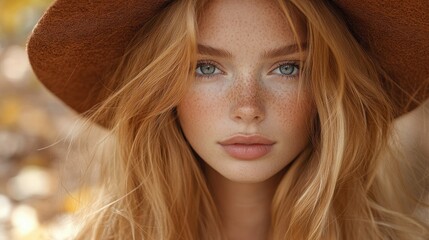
[27,0,429,118]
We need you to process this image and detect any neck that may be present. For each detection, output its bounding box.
[205,165,286,240]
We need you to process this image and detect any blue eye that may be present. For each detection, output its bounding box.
[272,62,300,77]
[196,61,222,78]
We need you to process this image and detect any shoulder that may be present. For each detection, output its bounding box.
[391,98,429,163]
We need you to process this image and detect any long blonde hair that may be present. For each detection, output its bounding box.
[74,0,429,239]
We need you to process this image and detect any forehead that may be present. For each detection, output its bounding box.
[197,0,306,48]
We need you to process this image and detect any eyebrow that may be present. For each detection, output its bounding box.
[262,43,307,58]
[197,42,307,59]
[197,44,233,58]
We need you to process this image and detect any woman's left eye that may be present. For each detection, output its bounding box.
[272,62,300,77]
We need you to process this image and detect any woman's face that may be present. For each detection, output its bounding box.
[177,0,314,183]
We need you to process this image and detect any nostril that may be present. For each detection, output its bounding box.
[232,105,265,123]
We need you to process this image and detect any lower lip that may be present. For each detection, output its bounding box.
[221,144,273,160]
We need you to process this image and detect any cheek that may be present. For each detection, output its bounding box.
[273,89,315,136]
[177,88,224,138]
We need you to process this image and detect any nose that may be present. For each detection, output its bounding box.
[229,79,266,124]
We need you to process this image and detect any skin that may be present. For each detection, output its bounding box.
[177,0,314,239]
[394,98,429,163]
[391,98,429,194]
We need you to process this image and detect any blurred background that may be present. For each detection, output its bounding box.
[0,0,94,239]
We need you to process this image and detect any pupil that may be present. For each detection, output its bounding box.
[202,64,215,74]
[281,65,294,75]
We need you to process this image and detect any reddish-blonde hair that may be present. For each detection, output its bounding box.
[74,0,429,239]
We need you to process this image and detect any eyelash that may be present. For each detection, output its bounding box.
[195,60,300,80]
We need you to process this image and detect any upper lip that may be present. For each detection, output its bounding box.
[218,134,276,145]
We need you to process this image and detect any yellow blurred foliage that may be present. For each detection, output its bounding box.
[0,0,52,35]
[0,96,22,126]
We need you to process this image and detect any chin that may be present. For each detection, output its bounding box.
[218,165,287,184]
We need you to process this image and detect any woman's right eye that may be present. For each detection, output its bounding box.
[195,61,222,79]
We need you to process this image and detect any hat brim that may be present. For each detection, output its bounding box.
[27,0,429,117]
[334,0,429,115]
[27,0,170,113]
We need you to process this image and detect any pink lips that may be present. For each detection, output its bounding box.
[218,135,275,160]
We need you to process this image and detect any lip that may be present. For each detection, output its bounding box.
[218,135,276,145]
[218,135,275,160]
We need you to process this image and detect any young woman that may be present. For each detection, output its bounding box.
[27,0,428,239]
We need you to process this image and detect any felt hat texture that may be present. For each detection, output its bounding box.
[27,0,429,117]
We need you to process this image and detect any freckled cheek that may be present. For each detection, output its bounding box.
[274,91,314,133]
[178,89,226,132]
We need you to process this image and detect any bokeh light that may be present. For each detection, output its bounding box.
[0,0,96,239]
[0,45,30,82]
